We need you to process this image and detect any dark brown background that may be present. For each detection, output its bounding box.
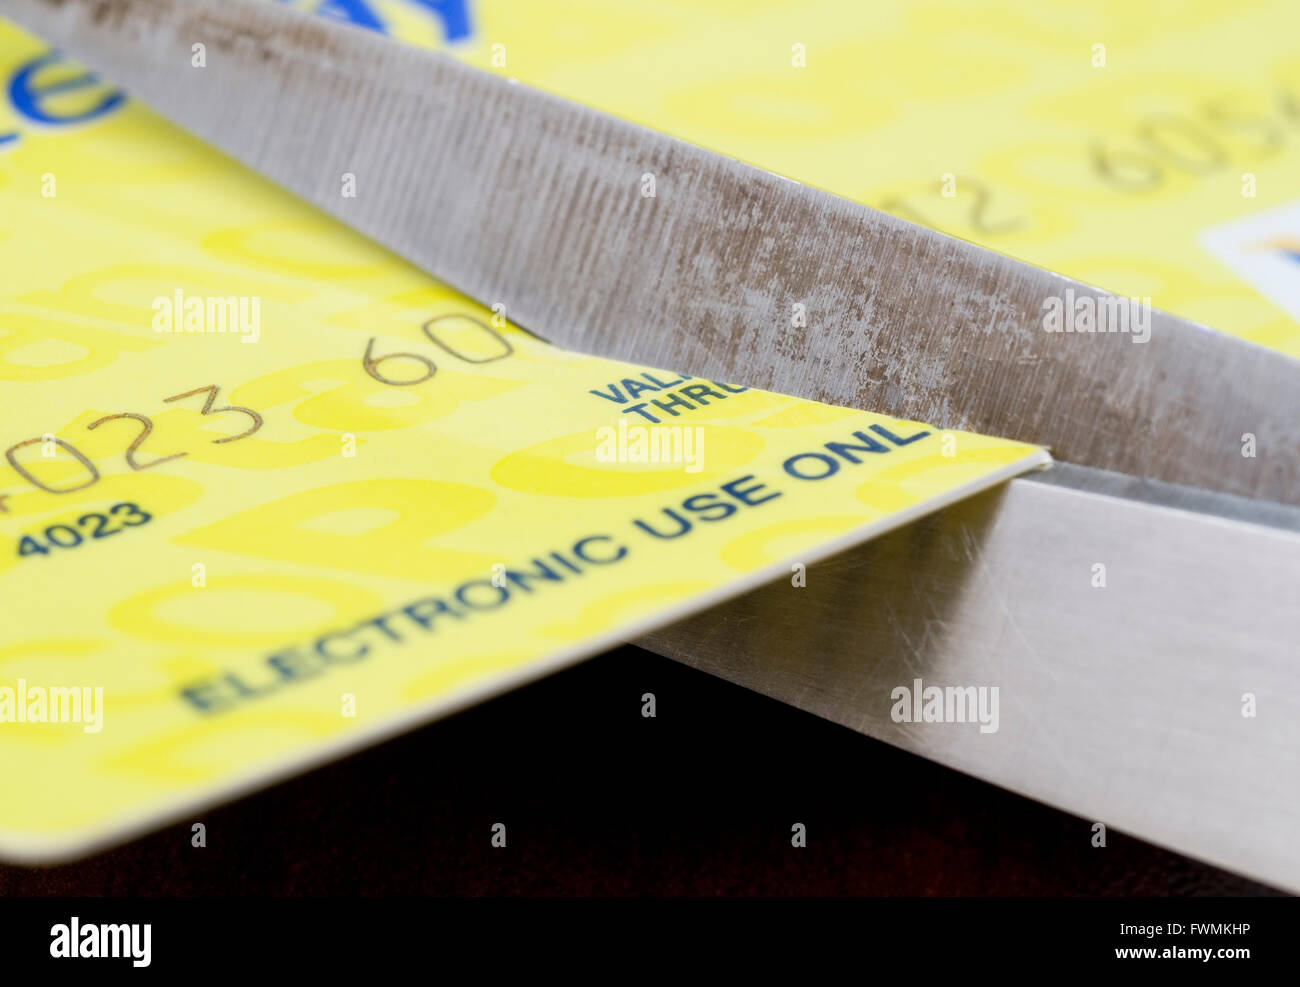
[0,644,1281,896]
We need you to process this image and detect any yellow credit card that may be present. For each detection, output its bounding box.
[0,17,1046,860]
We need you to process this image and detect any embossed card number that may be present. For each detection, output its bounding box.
[362,314,513,386]
[4,385,261,495]
[3,312,510,501]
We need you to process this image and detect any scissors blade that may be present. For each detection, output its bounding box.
[640,463,1300,893]
[10,0,1300,504]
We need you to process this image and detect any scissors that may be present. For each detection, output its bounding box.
[10,0,1300,891]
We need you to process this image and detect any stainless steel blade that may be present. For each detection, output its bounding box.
[10,0,1300,505]
[639,463,1300,892]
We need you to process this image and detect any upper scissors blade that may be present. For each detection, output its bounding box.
[11,0,1300,504]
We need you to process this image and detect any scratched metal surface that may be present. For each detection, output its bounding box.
[639,464,1300,893]
[11,0,1300,505]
